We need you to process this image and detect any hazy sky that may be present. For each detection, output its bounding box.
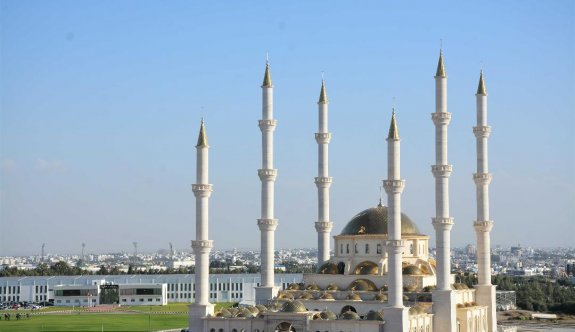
[1,1,573,257]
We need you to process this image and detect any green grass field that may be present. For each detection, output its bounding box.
[0,313,188,332]
[0,303,232,332]
[0,302,235,332]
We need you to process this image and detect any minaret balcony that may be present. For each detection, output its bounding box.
[431,165,453,178]
[257,218,278,231]
[383,180,405,194]
[314,221,333,232]
[386,239,405,250]
[314,176,333,188]
[192,240,213,254]
[258,119,277,132]
[431,112,452,125]
[473,220,494,232]
[258,169,278,181]
[432,217,454,231]
[473,173,492,185]
[315,132,332,144]
[192,184,213,197]
[473,126,492,138]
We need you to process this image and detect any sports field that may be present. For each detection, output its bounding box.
[0,303,227,332]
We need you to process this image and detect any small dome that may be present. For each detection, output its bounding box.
[287,283,304,290]
[318,262,339,274]
[346,293,362,301]
[402,265,424,275]
[353,261,379,275]
[277,291,294,300]
[306,284,321,291]
[215,309,232,318]
[320,310,337,320]
[340,310,360,320]
[326,283,339,291]
[340,205,421,235]
[348,279,378,292]
[255,304,268,312]
[227,308,239,316]
[373,293,388,301]
[298,292,314,300]
[281,300,307,313]
[365,310,384,321]
[246,306,259,314]
[319,292,334,300]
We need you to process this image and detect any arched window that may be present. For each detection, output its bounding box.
[377,244,382,254]
[410,243,414,254]
[340,244,343,254]
[365,244,369,254]
[210,329,215,332]
[232,329,238,332]
[346,244,349,254]
[354,243,358,254]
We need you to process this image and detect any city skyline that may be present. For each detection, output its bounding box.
[1,1,574,256]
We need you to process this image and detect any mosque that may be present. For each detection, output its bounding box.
[188,51,501,332]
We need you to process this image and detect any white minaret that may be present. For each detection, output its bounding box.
[431,50,457,332]
[383,110,409,332]
[473,71,497,332]
[315,79,333,266]
[189,119,214,332]
[255,61,279,303]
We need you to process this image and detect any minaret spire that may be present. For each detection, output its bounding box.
[431,49,457,332]
[256,60,279,303]
[189,119,214,331]
[315,77,333,266]
[383,109,409,331]
[473,70,497,332]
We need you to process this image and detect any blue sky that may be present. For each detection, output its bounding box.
[1,1,573,256]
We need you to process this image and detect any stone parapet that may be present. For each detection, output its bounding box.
[258,119,277,132]
[432,164,453,178]
[431,112,452,125]
[257,218,278,231]
[258,169,278,181]
[473,125,492,138]
[192,184,213,197]
[383,179,405,194]
[315,132,332,144]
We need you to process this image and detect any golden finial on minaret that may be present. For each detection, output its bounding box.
[435,47,446,78]
[196,118,208,147]
[387,108,400,140]
[262,55,273,88]
[318,74,328,104]
[476,70,487,95]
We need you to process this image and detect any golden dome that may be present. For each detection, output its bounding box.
[298,292,314,300]
[353,261,379,275]
[280,300,307,313]
[320,310,337,320]
[306,284,321,291]
[287,283,304,290]
[347,279,378,292]
[326,283,339,291]
[340,310,360,320]
[402,265,424,275]
[340,205,421,235]
[409,306,426,315]
[366,310,384,321]
[319,292,334,300]
[318,262,339,274]
[373,293,388,301]
[215,309,232,318]
[346,293,362,301]
[255,304,268,312]
[277,291,294,300]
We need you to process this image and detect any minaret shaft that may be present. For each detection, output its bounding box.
[473,71,497,332]
[384,111,405,309]
[315,82,333,266]
[431,52,457,332]
[191,121,213,307]
[257,65,278,291]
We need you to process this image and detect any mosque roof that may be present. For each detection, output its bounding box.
[339,204,421,236]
